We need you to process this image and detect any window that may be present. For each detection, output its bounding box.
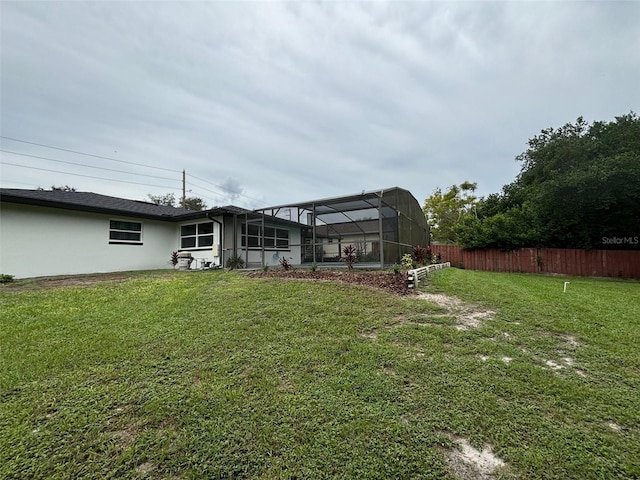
[181,222,214,249]
[241,224,289,249]
[109,220,142,244]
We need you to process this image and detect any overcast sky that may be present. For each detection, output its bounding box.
[1,1,638,209]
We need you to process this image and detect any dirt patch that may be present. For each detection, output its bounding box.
[544,356,587,377]
[445,436,506,479]
[249,269,412,295]
[136,462,155,475]
[111,426,137,449]
[0,271,175,291]
[416,292,495,330]
[608,422,622,431]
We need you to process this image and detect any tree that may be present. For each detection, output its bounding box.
[422,181,478,244]
[38,185,76,192]
[458,112,640,249]
[181,196,207,211]
[146,193,207,211]
[147,193,177,207]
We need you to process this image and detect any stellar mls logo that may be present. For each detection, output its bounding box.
[602,236,639,246]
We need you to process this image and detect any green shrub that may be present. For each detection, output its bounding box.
[226,255,245,270]
[0,274,14,283]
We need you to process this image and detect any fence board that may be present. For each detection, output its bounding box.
[431,245,640,279]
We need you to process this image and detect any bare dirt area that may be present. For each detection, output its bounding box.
[445,436,507,480]
[0,271,172,291]
[416,292,495,330]
[248,269,413,296]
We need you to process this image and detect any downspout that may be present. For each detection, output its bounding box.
[206,213,223,267]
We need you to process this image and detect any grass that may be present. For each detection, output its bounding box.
[0,268,638,479]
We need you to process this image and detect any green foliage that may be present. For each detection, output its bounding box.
[225,255,245,270]
[310,262,318,272]
[0,274,14,283]
[401,253,414,270]
[37,185,76,192]
[459,112,640,249]
[423,181,478,244]
[181,196,207,211]
[147,192,177,207]
[147,193,207,211]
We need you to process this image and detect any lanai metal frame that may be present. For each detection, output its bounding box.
[255,187,428,268]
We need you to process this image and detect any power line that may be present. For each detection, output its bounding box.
[1,150,177,182]
[0,135,181,173]
[1,162,179,190]
[0,135,267,206]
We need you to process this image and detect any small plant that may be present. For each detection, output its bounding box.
[342,245,357,270]
[226,255,245,270]
[401,253,415,270]
[262,265,269,272]
[310,262,318,272]
[279,257,293,271]
[412,245,431,266]
[392,264,401,275]
[0,273,15,283]
[170,251,179,267]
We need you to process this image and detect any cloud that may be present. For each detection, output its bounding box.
[1,1,638,208]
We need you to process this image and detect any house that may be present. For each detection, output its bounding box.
[0,187,428,279]
[0,189,304,278]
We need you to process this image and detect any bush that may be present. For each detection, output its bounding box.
[412,245,432,266]
[0,274,14,283]
[226,255,245,270]
[279,257,293,271]
[401,254,415,270]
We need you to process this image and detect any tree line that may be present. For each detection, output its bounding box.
[424,112,640,250]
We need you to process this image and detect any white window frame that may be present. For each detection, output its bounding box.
[180,221,214,250]
[109,219,143,245]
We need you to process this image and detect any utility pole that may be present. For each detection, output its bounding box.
[182,169,186,207]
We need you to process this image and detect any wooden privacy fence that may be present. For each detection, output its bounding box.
[430,245,640,279]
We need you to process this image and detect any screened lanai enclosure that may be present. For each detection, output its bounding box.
[255,187,429,268]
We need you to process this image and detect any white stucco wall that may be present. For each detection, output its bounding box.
[0,203,179,278]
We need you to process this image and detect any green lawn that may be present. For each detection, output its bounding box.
[1,269,638,479]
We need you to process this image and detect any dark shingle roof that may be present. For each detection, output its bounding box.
[0,189,305,228]
[0,189,195,220]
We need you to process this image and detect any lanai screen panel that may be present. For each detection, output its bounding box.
[381,188,429,263]
[255,188,427,266]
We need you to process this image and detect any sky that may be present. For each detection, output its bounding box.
[1,1,639,210]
